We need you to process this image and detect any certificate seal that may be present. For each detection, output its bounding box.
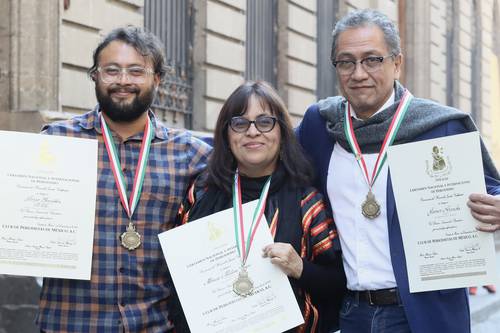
[362,191,381,219]
[120,222,141,251]
[233,267,253,297]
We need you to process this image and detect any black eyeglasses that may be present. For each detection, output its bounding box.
[332,54,395,75]
[229,116,277,133]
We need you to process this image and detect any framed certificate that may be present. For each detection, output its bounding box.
[0,130,97,280]
[387,132,497,292]
[159,200,304,333]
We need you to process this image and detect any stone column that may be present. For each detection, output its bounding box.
[0,2,59,332]
[0,0,60,132]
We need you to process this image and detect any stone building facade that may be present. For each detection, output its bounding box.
[1,0,499,332]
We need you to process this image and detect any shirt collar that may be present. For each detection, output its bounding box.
[350,89,395,120]
[77,105,168,140]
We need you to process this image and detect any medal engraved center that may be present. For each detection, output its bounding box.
[362,192,381,219]
[233,269,253,297]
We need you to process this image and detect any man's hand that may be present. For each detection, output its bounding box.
[262,243,303,279]
[468,193,500,232]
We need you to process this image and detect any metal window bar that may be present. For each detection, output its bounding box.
[245,0,277,87]
[144,0,193,128]
[316,0,339,99]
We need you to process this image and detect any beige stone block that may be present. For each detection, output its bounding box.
[205,100,224,131]
[481,0,494,18]
[287,31,316,65]
[458,96,471,113]
[458,80,472,99]
[430,10,446,30]
[346,0,371,10]
[99,1,143,34]
[288,59,316,90]
[430,32,446,52]
[430,44,445,66]
[430,54,446,71]
[217,0,246,11]
[458,65,471,81]
[430,0,447,15]
[60,68,96,110]
[206,69,244,100]
[206,34,245,72]
[61,23,100,68]
[288,4,316,38]
[458,46,472,67]
[458,13,472,33]
[287,87,316,117]
[289,0,316,12]
[458,29,472,48]
[481,120,492,135]
[207,1,245,41]
[430,64,446,85]
[118,0,143,8]
[430,82,446,104]
[375,0,398,21]
[482,90,491,105]
[62,0,100,29]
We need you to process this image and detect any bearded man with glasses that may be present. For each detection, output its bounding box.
[296,8,500,333]
[36,26,211,333]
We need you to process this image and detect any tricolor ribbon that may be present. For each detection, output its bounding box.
[101,114,154,219]
[232,170,271,265]
[343,90,413,188]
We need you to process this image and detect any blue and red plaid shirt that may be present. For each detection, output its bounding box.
[37,107,211,332]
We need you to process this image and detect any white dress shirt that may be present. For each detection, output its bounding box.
[327,91,397,291]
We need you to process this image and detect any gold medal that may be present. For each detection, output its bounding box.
[101,115,153,253]
[361,191,381,219]
[233,266,253,297]
[344,90,413,222]
[120,222,141,250]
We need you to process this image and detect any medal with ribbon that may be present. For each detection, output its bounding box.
[101,114,154,250]
[232,170,271,297]
[344,90,413,219]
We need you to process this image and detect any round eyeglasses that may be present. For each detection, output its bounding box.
[229,116,277,133]
[332,54,395,76]
[96,65,155,84]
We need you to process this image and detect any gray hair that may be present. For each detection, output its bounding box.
[330,9,401,63]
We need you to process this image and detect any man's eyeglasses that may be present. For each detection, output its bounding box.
[96,66,155,84]
[332,54,395,76]
[229,116,277,133]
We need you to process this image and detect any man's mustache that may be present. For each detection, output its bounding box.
[108,85,140,94]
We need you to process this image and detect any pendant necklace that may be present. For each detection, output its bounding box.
[232,170,271,296]
[343,90,413,219]
[101,114,154,250]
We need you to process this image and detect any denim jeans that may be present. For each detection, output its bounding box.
[338,292,411,333]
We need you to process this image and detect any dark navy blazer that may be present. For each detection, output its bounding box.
[296,103,500,333]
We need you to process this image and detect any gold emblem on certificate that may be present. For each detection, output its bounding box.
[361,191,381,219]
[120,222,141,251]
[233,266,254,297]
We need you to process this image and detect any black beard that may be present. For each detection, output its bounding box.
[96,84,155,122]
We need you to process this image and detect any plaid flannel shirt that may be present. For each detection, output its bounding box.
[37,107,211,332]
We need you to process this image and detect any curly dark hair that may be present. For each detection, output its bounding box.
[88,26,169,82]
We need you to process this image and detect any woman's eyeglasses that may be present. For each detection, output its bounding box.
[229,116,277,133]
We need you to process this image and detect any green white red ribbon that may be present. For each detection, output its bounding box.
[343,90,413,188]
[232,170,271,265]
[101,114,154,219]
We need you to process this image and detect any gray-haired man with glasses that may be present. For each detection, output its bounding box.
[36,26,211,332]
[297,8,500,333]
